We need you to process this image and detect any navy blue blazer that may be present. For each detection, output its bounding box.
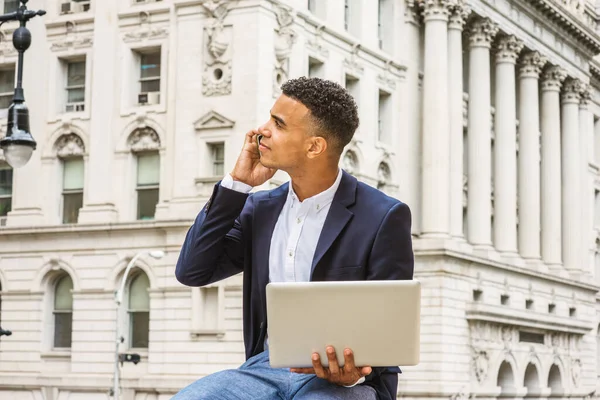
[175,170,414,400]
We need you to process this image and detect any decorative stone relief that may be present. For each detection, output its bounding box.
[376,61,396,91]
[343,43,364,76]
[273,4,296,96]
[562,78,583,102]
[467,18,499,48]
[55,133,85,158]
[519,51,547,78]
[201,0,233,97]
[541,66,567,91]
[0,31,17,57]
[342,150,358,175]
[571,358,581,387]
[418,0,452,20]
[306,25,328,58]
[377,162,391,186]
[194,110,235,131]
[495,35,523,64]
[579,83,591,107]
[448,1,470,31]
[51,22,93,51]
[471,348,489,383]
[561,0,585,16]
[128,127,161,152]
[123,12,169,43]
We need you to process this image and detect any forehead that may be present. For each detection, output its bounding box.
[272,94,310,123]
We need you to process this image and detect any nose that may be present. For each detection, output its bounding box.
[258,123,271,137]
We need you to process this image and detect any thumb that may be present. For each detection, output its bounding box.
[361,367,372,376]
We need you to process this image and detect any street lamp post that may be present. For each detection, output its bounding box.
[0,0,45,168]
[112,250,164,400]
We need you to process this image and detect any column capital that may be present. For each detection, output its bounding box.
[494,35,523,64]
[448,2,471,30]
[418,0,452,22]
[405,0,422,25]
[562,78,583,103]
[468,18,499,48]
[541,66,567,92]
[518,51,547,78]
[579,83,591,107]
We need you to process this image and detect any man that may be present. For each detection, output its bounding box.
[174,77,414,400]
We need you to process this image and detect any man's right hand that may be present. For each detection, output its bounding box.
[230,129,277,187]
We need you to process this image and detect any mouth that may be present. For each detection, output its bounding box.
[259,143,270,151]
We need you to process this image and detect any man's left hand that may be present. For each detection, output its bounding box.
[290,346,372,386]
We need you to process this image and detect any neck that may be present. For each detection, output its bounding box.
[288,164,339,202]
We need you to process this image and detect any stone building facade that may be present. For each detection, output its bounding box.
[0,0,599,399]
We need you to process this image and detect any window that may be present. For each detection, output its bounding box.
[209,143,224,176]
[0,164,12,225]
[308,57,324,78]
[62,158,84,224]
[345,74,360,107]
[4,0,18,13]
[344,0,350,31]
[60,0,91,14]
[65,60,85,112]
[378,0,384,49]
[139,50,161,97]
[128,272,150,348]
[136,152,159,220]
[53,275,73,349]
[378,90,391,143]
[0,68,14,109]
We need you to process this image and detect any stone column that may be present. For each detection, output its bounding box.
[493,35,523,255]
[579,86,594,277]
[517,52,546,262]
[467,18,498,247]
[561,78,583,275]
[540,66,566,269]
[401,0,422,236]
[448,2,470,239]
[420,0,452,237]
[77,0,119,223]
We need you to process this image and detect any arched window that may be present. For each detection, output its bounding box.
[524,363,540,397]
[128,272,150,348]
[497,361,516,396]
[548,364,563,396]
[53,274,73,349]
[128,128,161,220]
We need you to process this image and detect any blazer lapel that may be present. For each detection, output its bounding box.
[310,171,357,279]
[253,183,288,301]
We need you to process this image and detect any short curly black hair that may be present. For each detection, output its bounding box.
[281,77,359,155]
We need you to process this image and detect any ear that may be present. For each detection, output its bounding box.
[306,136,327,159]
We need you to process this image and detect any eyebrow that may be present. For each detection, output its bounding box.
[271,113,287,127]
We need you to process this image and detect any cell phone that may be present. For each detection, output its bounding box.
[256,134,263,150]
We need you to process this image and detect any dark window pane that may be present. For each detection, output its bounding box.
[141,80,160,93]
[0,197,10,217]
[3,1,18,14]
[0,167,12,196]
[0,95,11,109]
[67,62,86,87]
[137,188,158,220]
[130,311,149,348]
[140,53,161,79]
[0,69,14,93]
[54,312,72,348]
[67,88,85,103]
[63,192,83,224]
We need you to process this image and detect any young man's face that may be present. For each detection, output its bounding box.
[257,94,317,171]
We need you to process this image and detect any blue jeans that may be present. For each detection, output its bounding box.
[172,350,377,400]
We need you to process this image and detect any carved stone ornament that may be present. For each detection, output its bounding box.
[55,133,85,158]
[376,61,396,90]
[128,127,161,152]
[468,18,499,48]
[562,78,583,103]
[495,35,523,64]
[123,26,169,43]
[378,162,391,185]
[471,348,489,383]
[343,43,364,76]
[0,31,17,57]
[202,1,233,97]
[418,0,452,21]
[519,51,547,78]
[194,110,235,131]
[560,0,586,16]
[571,358,582,387]
[448,2,470,30]
[273,4,296,96]
[579,83,591,106]
[342,150,359,175]
[541,66,567,91]
[51,35,93,52]
[404,0,421,25]
[306,25,328,58]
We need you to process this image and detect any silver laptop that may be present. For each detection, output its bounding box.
[266,280,420,369]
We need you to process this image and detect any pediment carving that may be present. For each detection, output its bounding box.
[194,110,235,131]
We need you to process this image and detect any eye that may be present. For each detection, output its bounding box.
[273,119,282,128]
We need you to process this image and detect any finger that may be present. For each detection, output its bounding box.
[360,366,372,377]
[326,346,340,379]
[290,368,315,374]
[343,348,356,374]
[311,353,327,379]
[245,129,259,145]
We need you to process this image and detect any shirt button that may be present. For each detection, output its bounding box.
[297,218,301,224]
[288,251,293,257]
[316,204,320,210]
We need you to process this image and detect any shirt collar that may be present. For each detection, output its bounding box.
[288,169,343,212]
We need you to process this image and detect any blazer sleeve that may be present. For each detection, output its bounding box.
[175,183,252,287]
[367,201,414,281]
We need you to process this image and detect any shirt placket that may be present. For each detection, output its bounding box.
[285,199,308,282]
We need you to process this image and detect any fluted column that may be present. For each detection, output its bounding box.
[561,79,583,275]
[420,0,452,237]
[517,52,546,261]
[579,86,594,277]
[493,35,523,254]
[448,2,470,239]
[540,66,566,269]
[467,18,498,247]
